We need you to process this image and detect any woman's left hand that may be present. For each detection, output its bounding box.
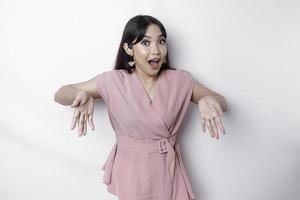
[198,96,226,140]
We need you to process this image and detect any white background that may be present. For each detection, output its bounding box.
[1,0,300,200]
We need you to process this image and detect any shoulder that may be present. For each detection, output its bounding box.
[97,69,128,80]
[95,69,127,101]
[163,68,192,80]
[98,69,123,76]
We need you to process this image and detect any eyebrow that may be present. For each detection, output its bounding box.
[143,34,165,38]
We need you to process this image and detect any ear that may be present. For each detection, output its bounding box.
[123,43,133,56]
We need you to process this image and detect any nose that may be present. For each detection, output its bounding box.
[151,43,161,55]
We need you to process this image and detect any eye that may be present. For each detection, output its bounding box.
[141,40,150,46]
[159,39,166,45]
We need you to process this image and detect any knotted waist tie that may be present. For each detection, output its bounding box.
[101,135,195,200]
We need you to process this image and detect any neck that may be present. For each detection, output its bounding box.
[134,68,158,85]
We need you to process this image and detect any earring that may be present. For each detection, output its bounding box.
[128,56,135,67]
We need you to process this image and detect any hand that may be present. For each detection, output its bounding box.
[198,96,226,140]
[70,91,95,137]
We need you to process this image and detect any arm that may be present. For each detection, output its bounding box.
[191,80,227,112]
[54,75,101,106]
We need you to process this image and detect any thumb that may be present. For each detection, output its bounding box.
[71,96,81,108]
[79,96,88,106]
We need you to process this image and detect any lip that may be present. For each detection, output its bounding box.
[148,58,161,62]
[148,58,161,70]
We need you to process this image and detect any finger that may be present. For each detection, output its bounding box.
[78,113,84,137]
[77,113,81,136]
[80,96,88,106]
[87,102,95,131]
[212,117,220,139]
[213,104,224,116]
[87,100,94,110]
[204,118,207,133]
[215,117,226,134]
[200,117,205,132]
[81,114,85,136]
[207,120,214,138]
[70,109,80,130]
[81,114,86,136]
[88,114,95,131]
[71,97,81,108]
[83,115,87,136]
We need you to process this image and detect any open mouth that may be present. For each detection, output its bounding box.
[148,58,160,65]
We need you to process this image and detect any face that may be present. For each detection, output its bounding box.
[124,24,168,77]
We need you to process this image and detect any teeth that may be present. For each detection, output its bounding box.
[149,59,160,62]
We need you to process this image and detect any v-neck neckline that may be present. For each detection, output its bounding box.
[133,70,162,106]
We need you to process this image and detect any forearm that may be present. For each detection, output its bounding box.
[197,94,228,112]
[54,85,81,106]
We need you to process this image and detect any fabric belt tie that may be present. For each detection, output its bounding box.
[118,135,177,177]
[101,135,195,199]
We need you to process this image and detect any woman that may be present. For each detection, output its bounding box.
[54,15,227,200]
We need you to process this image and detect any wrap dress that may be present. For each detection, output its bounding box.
[95,68,196,200]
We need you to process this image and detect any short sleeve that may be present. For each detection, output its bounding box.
[95,70,114,107]
[187,70,196,93]
[177,69,195,100]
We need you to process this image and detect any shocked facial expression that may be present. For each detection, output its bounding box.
[124,24,168,76]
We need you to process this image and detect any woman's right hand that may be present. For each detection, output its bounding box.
[70,90,95,136]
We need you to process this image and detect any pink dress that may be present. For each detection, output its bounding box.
[95,68,196,200]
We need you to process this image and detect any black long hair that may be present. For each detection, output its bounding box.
[113,15,175,74]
